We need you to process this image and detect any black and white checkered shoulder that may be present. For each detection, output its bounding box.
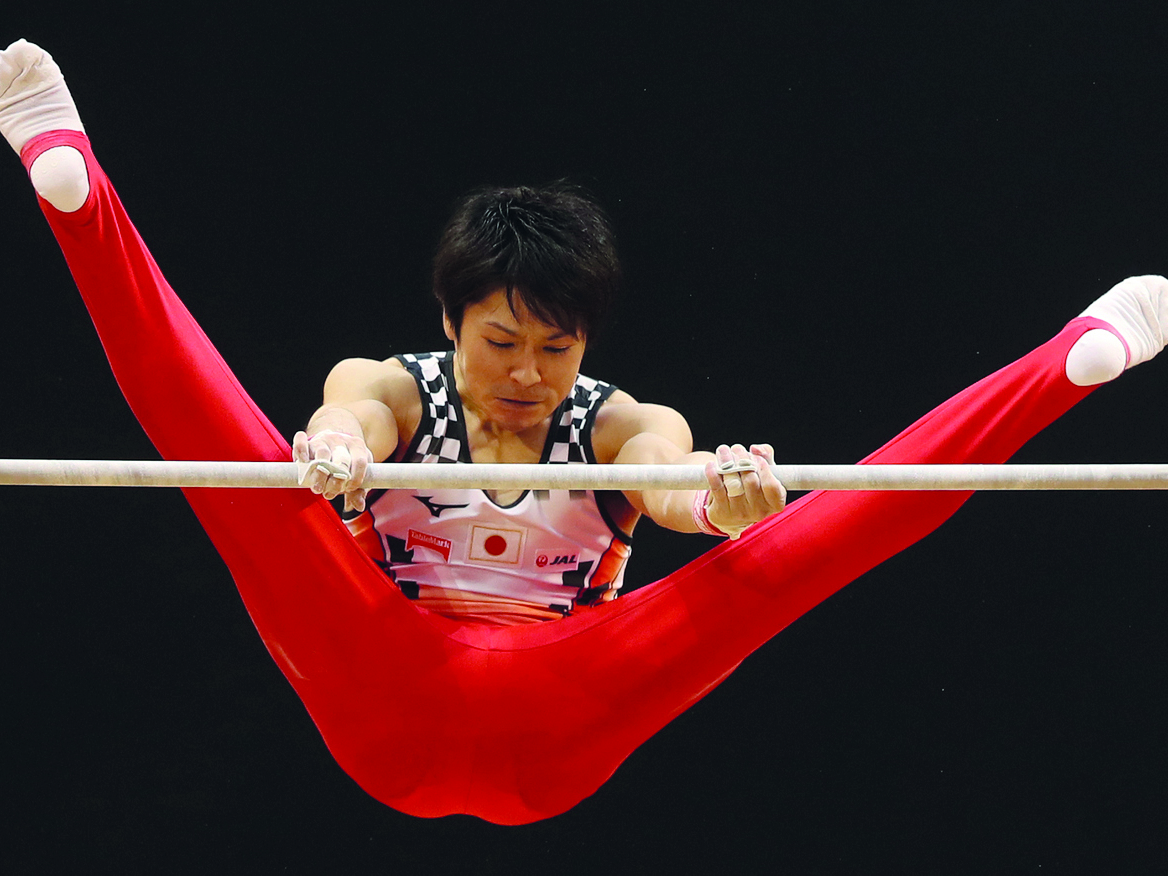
[395,352,616,467]
[546,373,615,465]
[394,352,465,463]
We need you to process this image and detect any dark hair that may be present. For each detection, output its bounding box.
[432,182,621,341]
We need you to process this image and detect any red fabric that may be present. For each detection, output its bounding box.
[26,130,1108,824]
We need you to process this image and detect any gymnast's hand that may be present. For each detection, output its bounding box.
[292,429,375,513]
[701,443,787,539]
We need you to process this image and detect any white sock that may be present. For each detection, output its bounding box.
[29,144,89,212]
[0,39,84,155]
[1064,328,1127,387]
[1076,275,1168,371]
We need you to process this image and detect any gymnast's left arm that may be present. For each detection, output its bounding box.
[593,394,787,539]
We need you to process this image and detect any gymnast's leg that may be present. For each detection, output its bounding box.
[3,41,488,815]
[9,41,1165,825]
[469,295,1166,822]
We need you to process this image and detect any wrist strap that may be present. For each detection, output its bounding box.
[692,490,728,537]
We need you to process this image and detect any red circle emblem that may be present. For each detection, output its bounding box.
[484,534,508,556]
[536,554,548,568]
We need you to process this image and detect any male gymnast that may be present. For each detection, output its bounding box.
[5,37,1164,822]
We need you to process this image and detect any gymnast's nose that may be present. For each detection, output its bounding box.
[509,351,541,387]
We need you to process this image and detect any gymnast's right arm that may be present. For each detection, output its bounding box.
[292,358,421,511]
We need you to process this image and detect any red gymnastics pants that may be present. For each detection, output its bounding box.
[24,130,1115,825]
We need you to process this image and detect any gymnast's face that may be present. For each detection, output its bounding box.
[445,288,586,434]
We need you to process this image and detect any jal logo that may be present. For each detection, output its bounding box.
[535,551,580,571]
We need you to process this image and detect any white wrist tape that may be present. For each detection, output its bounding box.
[296,458,352,486]
[715,457,760,498]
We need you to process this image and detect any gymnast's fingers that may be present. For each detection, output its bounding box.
[730,445,772,517]
[304,442,333,494]
[343,487,369,514]
[750,443,775,467]
[750,443,787,513]
[348,443,372,490]
[729,443,762,499]
[704,456,727,500]
[320,444,353,500]
[717,444,747,497]
[705,445,735,499]
[292,430,311,464]
[341,488,369,513]
[307,441,351,497]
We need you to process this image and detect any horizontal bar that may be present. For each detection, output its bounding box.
[0,459,1167,490]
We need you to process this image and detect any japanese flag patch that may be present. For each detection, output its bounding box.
[468,524,526,564]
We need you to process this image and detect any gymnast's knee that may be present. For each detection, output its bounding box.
[29,144,89,212]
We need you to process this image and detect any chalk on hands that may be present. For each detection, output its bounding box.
[296,458,353,486]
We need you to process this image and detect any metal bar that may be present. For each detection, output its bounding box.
[0,459,1167,490]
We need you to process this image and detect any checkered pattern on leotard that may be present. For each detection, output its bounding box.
[394,352,464,463]
[394,352,615,466]
[547,374,610,465]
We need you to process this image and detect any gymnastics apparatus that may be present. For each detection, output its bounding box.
[3,40,1165,824]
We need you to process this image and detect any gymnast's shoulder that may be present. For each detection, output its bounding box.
[321,357,423,433]
[591,389,694,464]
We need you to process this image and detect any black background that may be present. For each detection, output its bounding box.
[2,4,1166,873]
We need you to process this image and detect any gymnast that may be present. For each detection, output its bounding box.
[3,39,1165,824]
[293,179,788,625]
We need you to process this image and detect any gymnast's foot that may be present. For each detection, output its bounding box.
[0,39,83,153]
[0,39,88,212]
[1065,275,1168,386]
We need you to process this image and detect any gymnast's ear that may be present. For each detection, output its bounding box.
[443,311,457,343]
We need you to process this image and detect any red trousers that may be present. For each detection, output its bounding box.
[25,130,1111,824]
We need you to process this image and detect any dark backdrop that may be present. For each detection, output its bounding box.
[2,4,1165,873]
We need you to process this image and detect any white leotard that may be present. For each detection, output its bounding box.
[345,352,632,622]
